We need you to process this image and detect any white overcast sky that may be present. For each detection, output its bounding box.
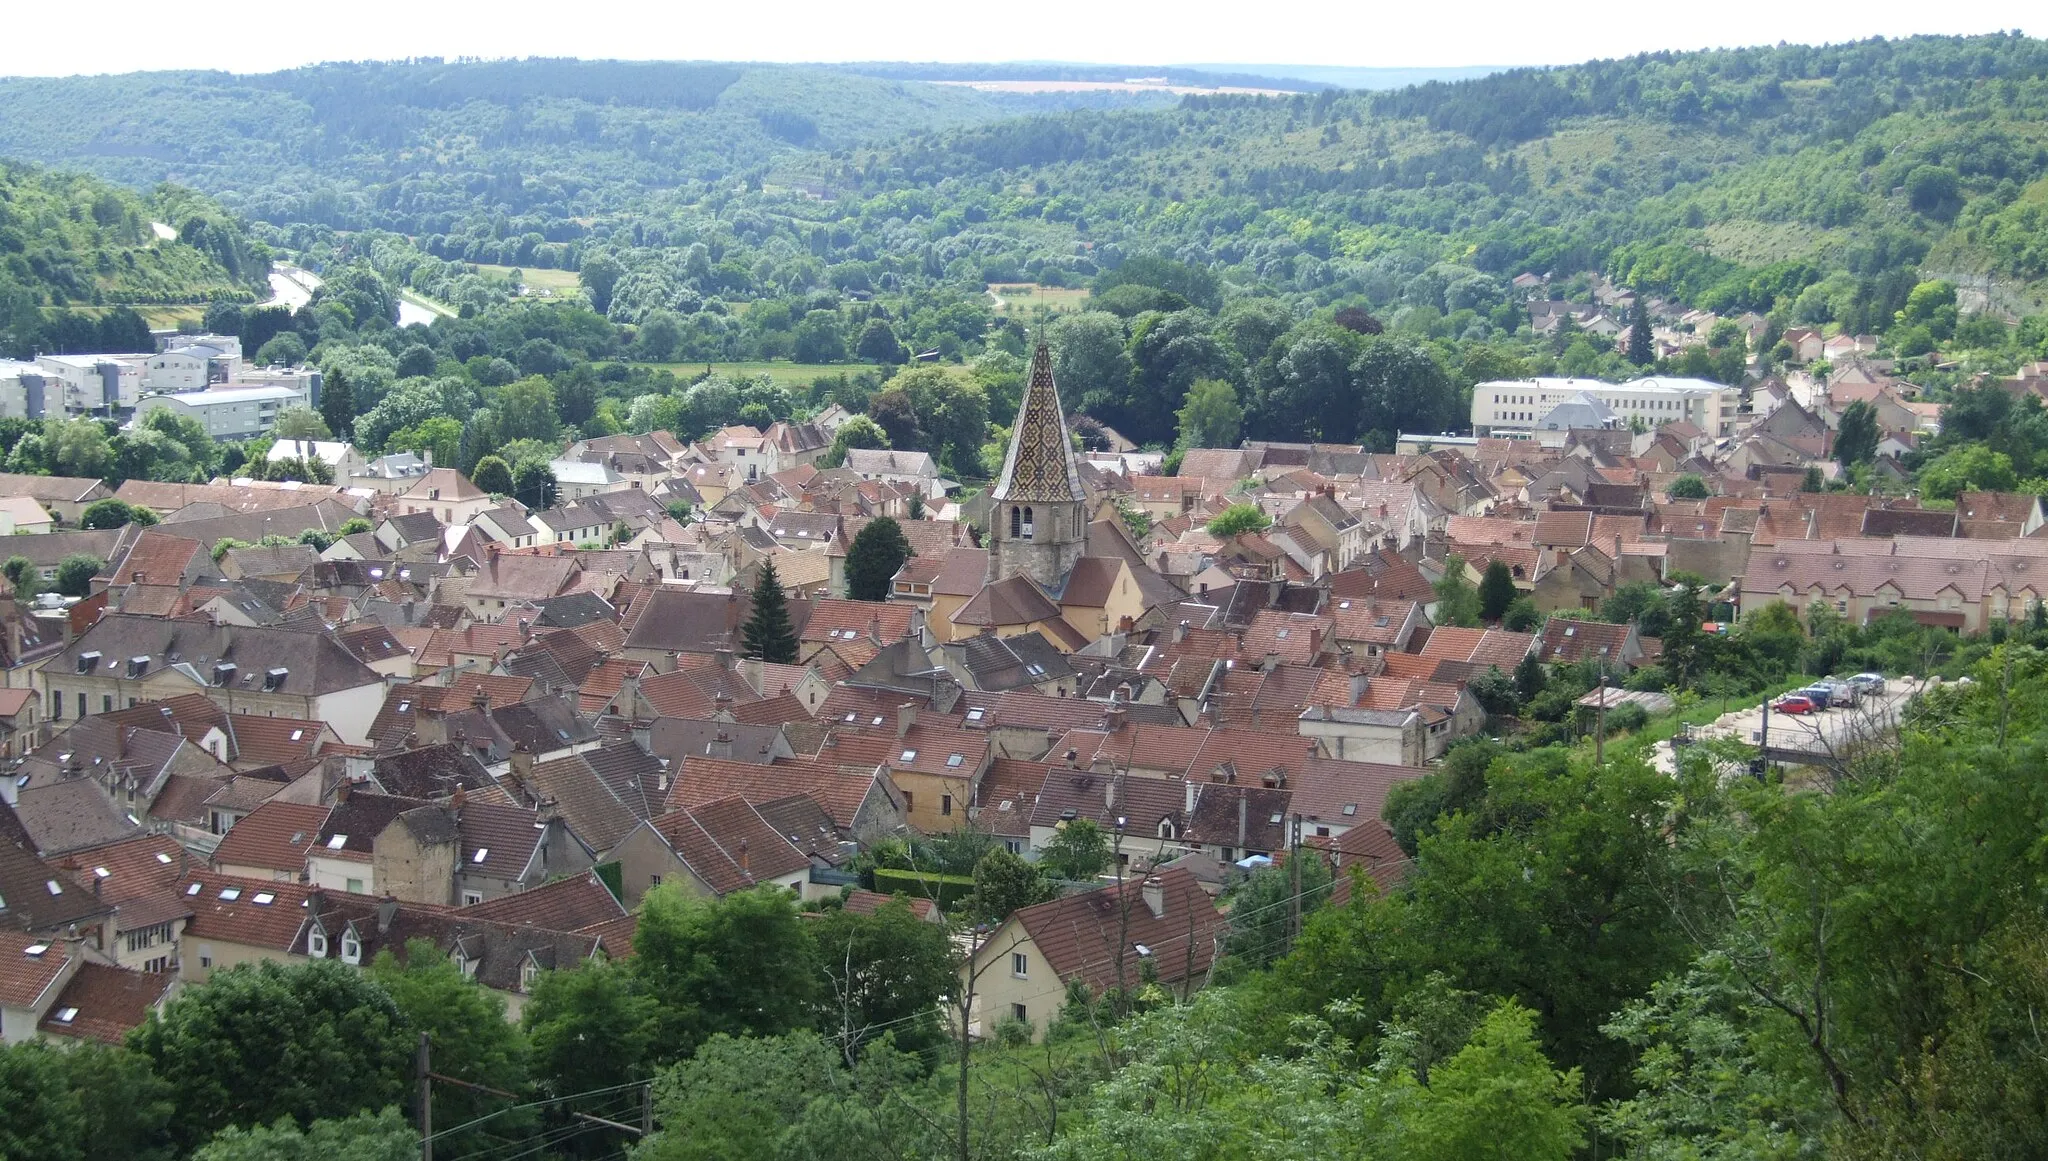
[0,0,2032,77]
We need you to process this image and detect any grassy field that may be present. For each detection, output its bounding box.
[987,283,1091,315]
[58,303,209,329]
[474,264,583,294]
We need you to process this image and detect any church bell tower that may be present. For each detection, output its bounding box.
[987,342,1086,589]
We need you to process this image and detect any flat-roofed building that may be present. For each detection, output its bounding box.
[1473,376,1739,438]
[137,384,310,441]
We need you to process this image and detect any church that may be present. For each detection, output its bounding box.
[986,342,1089,589]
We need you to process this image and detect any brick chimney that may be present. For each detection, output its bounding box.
[736,838,750,875]
[895,702,917,738]
[509,742,534,786]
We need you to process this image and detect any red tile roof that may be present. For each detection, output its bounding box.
[209,801,328,873]
[1009,866,1223,992]
[39,962,171,1044]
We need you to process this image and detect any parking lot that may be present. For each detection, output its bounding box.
[1655,677,1933,773]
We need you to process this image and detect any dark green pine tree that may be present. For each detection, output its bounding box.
[742,559,799,663]
[845,516,911,602]
[319,366,356,440]
[1627,307,1654,366]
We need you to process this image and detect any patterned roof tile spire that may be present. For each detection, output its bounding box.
[991,342,1085,504]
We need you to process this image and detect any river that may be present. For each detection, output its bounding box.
[262,262,437,327]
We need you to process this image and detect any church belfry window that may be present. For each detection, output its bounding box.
[1022,507,1034,539]
[1010,506,1021,538]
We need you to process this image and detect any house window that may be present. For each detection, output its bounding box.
[522,961,539,992]
[144,955,170,973]
[1012,1002,1029,1024]
[49,688,60,719]
[1004,838,1023,854]
[77,692,86,719]
[102,695,113,714]
[308,928,327,958]
[941,794,953,817]
[1011,952,1029,979]
[346,878,364,894]
[902,791,914,814]
[341,929,361,964]
[462,890,483,906]
[198,945,213,969]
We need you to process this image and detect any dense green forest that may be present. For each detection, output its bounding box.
[0,163,267,353]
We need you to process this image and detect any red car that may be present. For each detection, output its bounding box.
[1773,695,1816,715]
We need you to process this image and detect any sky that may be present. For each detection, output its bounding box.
[0,0,2033,77]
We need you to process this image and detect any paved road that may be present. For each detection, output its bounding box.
[1654,677,1933,773]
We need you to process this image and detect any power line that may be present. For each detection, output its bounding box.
[422,1079,650,1145]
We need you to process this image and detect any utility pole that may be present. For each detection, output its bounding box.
[1289,812,1303,945]
[417,1033,432,1161]
[642,1081,654,1139]
[1756,692,1771,781]
[1594,649,1608,767]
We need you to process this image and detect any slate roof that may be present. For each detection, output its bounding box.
[951,631,1076,691]
[51,615,382,699]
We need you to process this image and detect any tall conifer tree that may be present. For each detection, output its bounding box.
[742,559,799,663]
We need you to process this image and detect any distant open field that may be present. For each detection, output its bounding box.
[932,79,1290,97]
[474,264,582,294]
[643,360,967,386]
[987,283,1092,315]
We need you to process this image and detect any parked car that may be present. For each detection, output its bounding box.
[1818,679,1861,708]
[1774,694,1816,715]
[1800,685,1837,709]
[1849,672,1887,695]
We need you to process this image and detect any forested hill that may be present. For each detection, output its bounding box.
[0,163,267,352]
[0,59,1196,233]
[846,33,2048,311]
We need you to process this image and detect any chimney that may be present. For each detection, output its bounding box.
[334,779,352,804]
[306,885,325,918]
[1555,547,1570,567]
[509,743,534,786]
[1140,875,1165,919]
[868,612,883,643]
[1103,704,1127,732]
[736,838,750,875]
[450,783,467,819]
[1184,777,1198,815]
[710,728,732,759]
[1237,793,1248,849]
[1103,775,1117,813]
[1173,619,1190,644]
[471,685,490,714]
[376,893,398,934]
[712,687,734,722]
[896,702,917,738]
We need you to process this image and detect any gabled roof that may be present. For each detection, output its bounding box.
[0,931,72,1010]
[207,800,329,872]
[1008,866,1223,992]
[459,870,625,931]
[38,961,171,1043]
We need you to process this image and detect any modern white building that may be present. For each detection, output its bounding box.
[137,384,309,440]
[1471,375,1739,438]
[36,354,141,414]
[0,360,51,420]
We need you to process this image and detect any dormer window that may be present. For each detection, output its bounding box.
[341,928,361,965]
[308,927,327,958]
[522,960,540,992]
